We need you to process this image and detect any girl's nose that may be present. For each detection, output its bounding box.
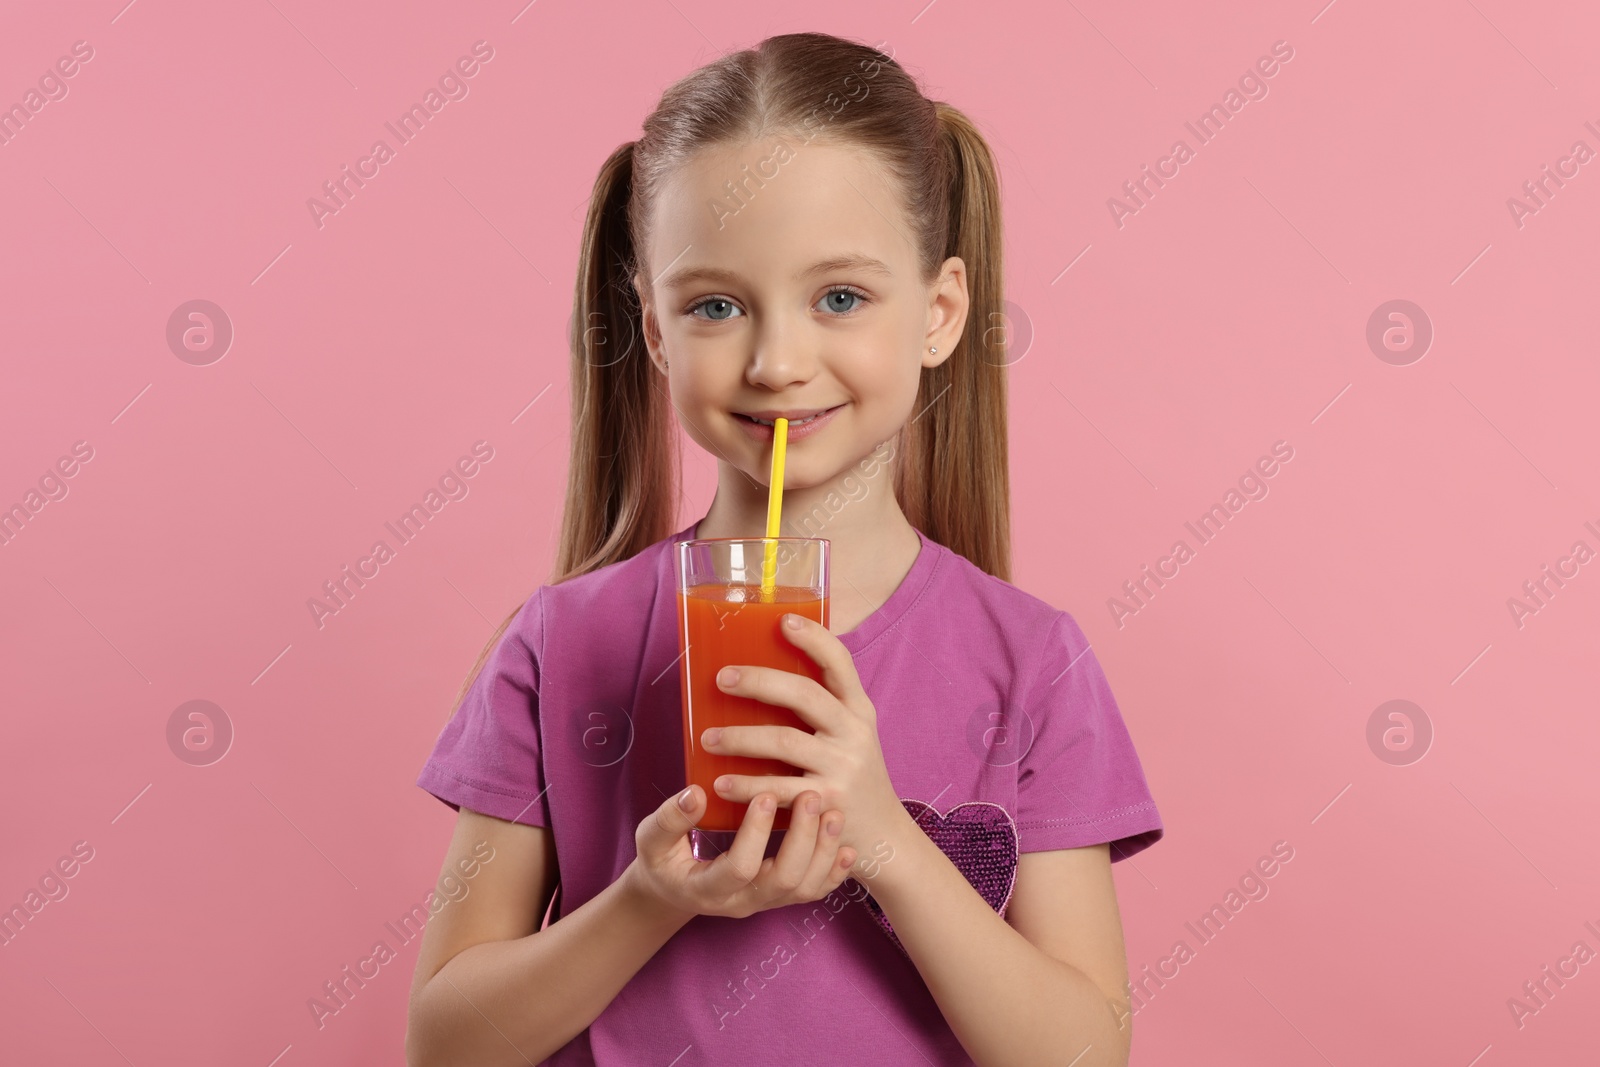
[745,323,816,390]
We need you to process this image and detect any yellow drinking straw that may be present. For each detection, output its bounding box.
[760,417,788,600]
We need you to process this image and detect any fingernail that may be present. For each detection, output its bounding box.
[715,776,731,792]
[718,667,740,687]
[677,788,694,811]
[805,795,820,816]
[784,613,804,629]
[826,817,840,836]
[759,795,775,813]
[703,727,722,747]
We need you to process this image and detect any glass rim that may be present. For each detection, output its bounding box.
[675,536,829,548]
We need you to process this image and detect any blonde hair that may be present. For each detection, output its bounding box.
[450,32,1011,716]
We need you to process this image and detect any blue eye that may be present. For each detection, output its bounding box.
[818,286,869,315]
[685,286,871,321]
[688,297,741,322]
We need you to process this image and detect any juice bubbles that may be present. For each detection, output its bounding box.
[677,583,829,832]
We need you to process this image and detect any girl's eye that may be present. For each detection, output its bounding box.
[685,286,870,321]
[818,286,869,315]
[687,297,742,322]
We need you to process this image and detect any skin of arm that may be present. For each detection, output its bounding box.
[862,823,1134,1067]
[405,807,693,1067]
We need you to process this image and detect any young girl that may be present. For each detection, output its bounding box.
[406,32,1163,1067]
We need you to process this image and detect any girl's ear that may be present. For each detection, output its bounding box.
[633,272,669,375]
[922,255,968,369]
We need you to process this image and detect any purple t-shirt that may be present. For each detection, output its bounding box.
[417,520,1163,1065]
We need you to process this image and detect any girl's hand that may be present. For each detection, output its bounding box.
[700,613,907,863]
[627,784,858,920]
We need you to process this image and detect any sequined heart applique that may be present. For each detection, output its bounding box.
[852,798,1019,956]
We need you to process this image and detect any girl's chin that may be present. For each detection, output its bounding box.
[736,455,869,494]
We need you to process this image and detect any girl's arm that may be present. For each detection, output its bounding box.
[866,823,1134,1067]
[405,806,692,1067]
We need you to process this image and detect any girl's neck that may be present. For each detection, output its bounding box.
[693,460,923,636]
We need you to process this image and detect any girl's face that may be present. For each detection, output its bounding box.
[635,139,967,492]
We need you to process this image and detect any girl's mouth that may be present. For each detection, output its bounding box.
[732,404,845,442]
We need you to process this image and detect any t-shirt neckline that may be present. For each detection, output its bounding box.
[666,518,940,656]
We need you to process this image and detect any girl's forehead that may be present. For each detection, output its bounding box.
[645,140,915,284]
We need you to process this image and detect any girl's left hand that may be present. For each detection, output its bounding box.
[703,612,907,861]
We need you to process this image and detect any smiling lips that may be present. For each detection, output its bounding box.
[732,404,845,441]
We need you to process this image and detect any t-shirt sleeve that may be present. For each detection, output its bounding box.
[415,587,553,828]
[1014,611,1163,860]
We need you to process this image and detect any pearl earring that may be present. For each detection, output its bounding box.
[930,346,938,354]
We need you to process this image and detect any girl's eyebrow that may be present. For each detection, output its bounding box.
[659,253,892,290]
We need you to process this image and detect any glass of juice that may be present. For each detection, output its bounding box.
[675,537,829,850]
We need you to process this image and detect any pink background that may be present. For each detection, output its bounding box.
[3,0,1597,1063]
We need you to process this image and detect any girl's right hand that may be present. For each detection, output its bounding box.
[627,785,857,921]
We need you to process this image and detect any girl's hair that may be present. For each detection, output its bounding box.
[448,31,1010,717]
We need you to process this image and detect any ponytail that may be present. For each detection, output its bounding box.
[446,142,679,719]
[555,141,680,581]
[894,103,1011,580]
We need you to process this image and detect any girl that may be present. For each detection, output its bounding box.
[406,32,1163,1067]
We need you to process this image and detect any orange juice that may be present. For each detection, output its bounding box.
[677,583,829,832]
